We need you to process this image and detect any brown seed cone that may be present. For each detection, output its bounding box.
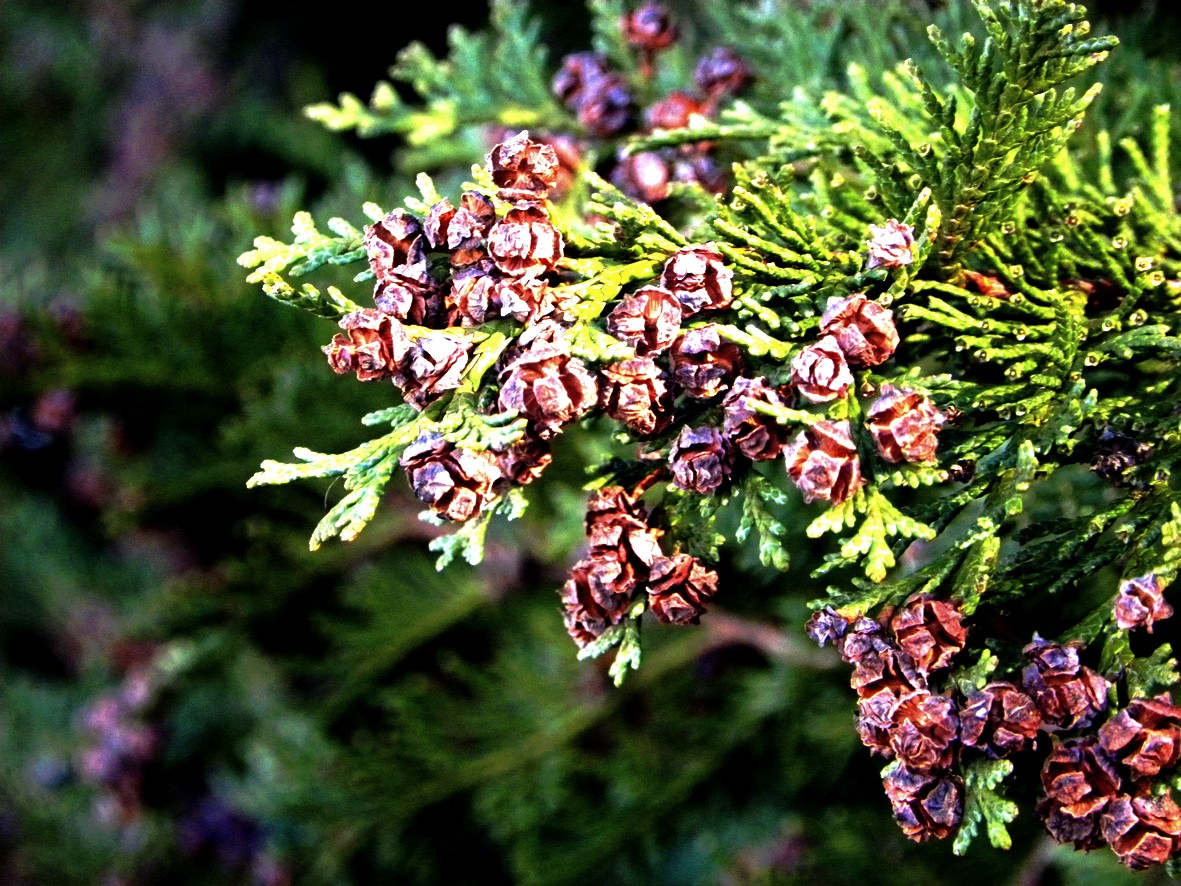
[851,645,925,703]
[1021,637,1111,732]
[790,336,853,404]
[448,263,549,327]
[784,420,864,505]
[819,294,900,367]
[1114,574,1173,634]
[447,262,502,326]
[599,356,674,436]
[661,246,734,315]
[623,2,678,52]
[323,309,410,382]
[494,431,552,486]
[574,547,644,614]
[371,234,435,316]
[375,279,447,328]
[1099,695,1181,779]
[487,204,564,278]
[959,682,1043,757]
[669,325,743,399]
[552,52,611,106]
[585,486,646,538]
[693,46,753,100]
[447,191,497,267]
[890,593,966,675]
[889,691,960,772]
[837,614,891,664]
[1092,428,1153,486]
[721,376,792,461]
[865,219,916,270]
[423,199,456,251]
[609,151,671,204]
[668,425,733,494]
[561,552,635,650]
[644,91,701,132]
[671,151,729,195]
[1101,787,1181,870]
[1024,635,1086,674]
[396,332,472,409]
[866,385,945,464]
[501,318,566,365]
[606,286,682,356]
[804,606,852,649]
[487,131,560,204]
[498,343,598,438]
[399,434,502,523]
[1040,736,1122,821]
[882,763,964,843]
[530,131,582,201]
[1039,797,1107,851]
[857,691,900,758]
[365,209,423,280]
[574,73,636,137]
[647,553,719,625]
[584,486,664,572]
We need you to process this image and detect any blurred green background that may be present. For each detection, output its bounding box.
[3,1,1181,883]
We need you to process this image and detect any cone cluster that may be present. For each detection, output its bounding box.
[809,595,1181,868]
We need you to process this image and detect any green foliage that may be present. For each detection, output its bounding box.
[304,0,562,170]
[952,758,1020,855]
[735,472,791,571]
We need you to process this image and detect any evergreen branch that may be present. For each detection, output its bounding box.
[952,758,1019,855]
[238,210,366,284]
[305,0,562,155]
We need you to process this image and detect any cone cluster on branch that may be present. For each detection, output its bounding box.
[807,592,1181,868]
[548,2,752,203]
[319,131,953,656]
[561,485,719,647]
[324,135,950,548]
